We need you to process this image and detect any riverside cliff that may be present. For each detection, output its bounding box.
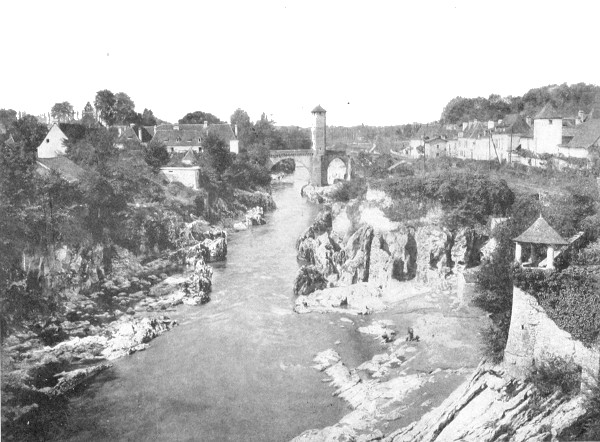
[292,186,593,442]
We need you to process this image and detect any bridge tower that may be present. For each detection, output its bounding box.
[311,105,327,185]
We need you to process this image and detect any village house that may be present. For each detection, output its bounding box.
[35,123,85,183]
[151,122,239,154]
[115,125,154,148]
[160,148,200,190]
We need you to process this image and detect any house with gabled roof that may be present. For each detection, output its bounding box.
[37,123,68,158]
[35,123,86,183]
[558,118,600,160]
[160,148,201,190]
[152,122,239,154]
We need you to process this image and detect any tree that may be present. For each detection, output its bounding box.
[140,108,158,126]
[230,108,252,147]
[245,113,285,150]
[94,90,117,126]
[114,92,136,124]
[65,126,117,171]
[0,109,17,129]
[81,102,97,127]
[144,139,170,171]
[179,111,223,125]
[201,132,232,174]
[11,115,48,160]
[51,102,74,122]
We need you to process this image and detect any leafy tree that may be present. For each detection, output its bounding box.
[81,102,97,127]
[245,113,285,150]
[179,111,223,125]
[144,139,170,171]
[51,101,74,122]
[65,126,118,170]
[201,132,232,174]
[10,115,48,160]
[94,89,117,126]
[114,92,136,124]
[0,109,18,129]
[279,126,311,150]
[140,108,158,126]
[230,108,252,147]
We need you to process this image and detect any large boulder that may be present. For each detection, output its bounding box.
[293,265,328,297]
[202,237,227,262]
[245,206,266,226]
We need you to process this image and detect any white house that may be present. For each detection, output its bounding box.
[37,123,68,158]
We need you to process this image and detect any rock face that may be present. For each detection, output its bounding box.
[293,265,328,297]
[293,283,385,315]
[385,364,587,442]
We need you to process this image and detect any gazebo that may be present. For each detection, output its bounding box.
[513,216,568,270]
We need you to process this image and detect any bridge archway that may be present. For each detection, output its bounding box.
[327,157,347,184]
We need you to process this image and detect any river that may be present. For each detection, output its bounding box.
[55,172,380,442]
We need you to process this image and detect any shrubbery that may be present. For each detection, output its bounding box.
[527,356,581,397]
[378,170,514,228]
[329,178,367,202]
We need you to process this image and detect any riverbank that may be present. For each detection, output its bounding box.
[1,192,271,440]
[291,187,492,440]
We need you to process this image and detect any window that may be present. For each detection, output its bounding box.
[176,137,181,142]
[46,139,50,143]
[549,119,553,125]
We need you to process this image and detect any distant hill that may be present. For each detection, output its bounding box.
[441,83,600,124]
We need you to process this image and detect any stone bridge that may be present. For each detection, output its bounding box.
[269,149,353,186]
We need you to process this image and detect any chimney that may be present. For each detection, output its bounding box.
[577,110,585,124]
[234,124,238,137]
[526,116,532,126]
[487,120,495,130]
[462,122,468,131]
[203,120,208,129]
[138,127,143,141]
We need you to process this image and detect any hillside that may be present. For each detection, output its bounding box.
[441,83,600,124]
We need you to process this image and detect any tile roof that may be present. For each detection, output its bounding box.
[513,216,568,245]
[117,126,140,143]
[566,118,600,149]
[415,123,458,140]
[496,114,530,134]
[312,105,326,113]
[37,156,86,183]
[153,123,236,147]
[165,148,200,167]
[535,103,562,119]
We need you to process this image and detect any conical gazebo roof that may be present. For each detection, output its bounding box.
[513,216,568,245]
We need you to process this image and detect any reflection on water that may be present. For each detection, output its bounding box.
[56,173,379,442]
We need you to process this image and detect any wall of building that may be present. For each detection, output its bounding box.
[161,168,199,189]
[534,118,562,155]
[37,125,67,158]
[504,287,600,387]
[557,146,589,159]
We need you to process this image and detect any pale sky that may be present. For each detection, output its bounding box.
[1,0,599,127]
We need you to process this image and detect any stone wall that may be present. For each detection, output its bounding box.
[504,286,600,387]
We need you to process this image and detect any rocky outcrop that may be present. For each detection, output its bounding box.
[245,206,266,226]
[385,364,587,442]
[293,283,384,315]
[293,265,328,297]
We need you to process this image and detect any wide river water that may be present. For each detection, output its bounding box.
[56,173,380,442]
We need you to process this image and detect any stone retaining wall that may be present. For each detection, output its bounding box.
[504,286,600,388]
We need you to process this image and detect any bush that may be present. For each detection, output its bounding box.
[527,356,581,397]
[479,316,510,363]
[329,178,367,202]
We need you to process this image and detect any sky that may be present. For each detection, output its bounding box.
[1,0,599,128]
